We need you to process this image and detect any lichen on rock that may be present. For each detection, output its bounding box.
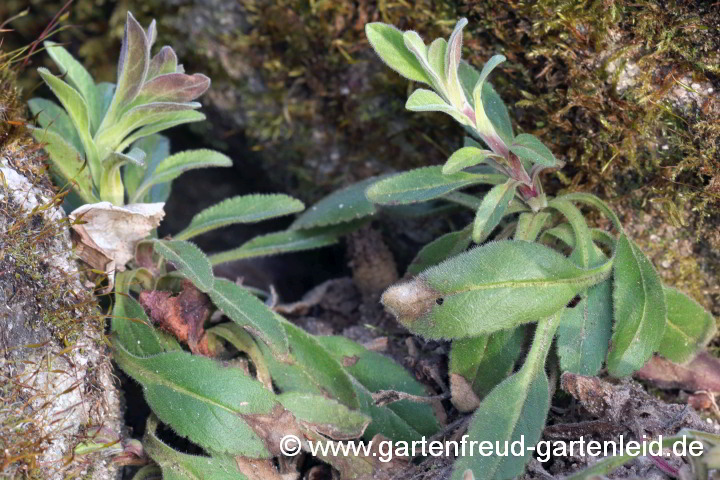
[0,75,123,479]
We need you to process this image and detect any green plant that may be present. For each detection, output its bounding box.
[236,19,716,480]
[28,12,226,207]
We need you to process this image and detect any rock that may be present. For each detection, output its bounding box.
[0,112,123,478]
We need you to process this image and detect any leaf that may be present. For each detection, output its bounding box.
[111,12,150,113]
[96,101,202,153]
[209,278,289,358]
[133,73,210,106]
[444,18,468,109]
[450,311,560,480]
[117,110,206,154]
[427,38,448,84]
[153,240,214,293]
[557,279,613,376]
[28,98,83,152]
[317,335,440,439]
[210,222,365,265]
[124,134,170,202]
[472,179,518,243]
[365,23,431,84]
[381,240,612,339]
[405,89,469,126]
[509,133,557,167]
[207,323,273,389]
[442,146,501,175]
[449,327,525,412]
[133,149,232,201]
[560,192,625,232]
[468,56,512,155]
[111,294,167,357]
[147,46,179,80]
[93,82,115,131]
[658,286,716,364]
[291,177,378,229]
[143,416,244,480]
[44,41,100,133]
[113,344,275,457]
[406,226,472,275]
[37,68,97,176]
[176,194,304,240]
[261,322,359,409]
[481,82,514,148]
[607,235,666,377]
[366,166,504,205]
[514,211,551,242]
[29,126,95,204]
[277,392,370,440]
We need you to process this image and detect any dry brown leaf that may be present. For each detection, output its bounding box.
[70,202,165,278]
[635,352,720,393]
[138,280,211,355]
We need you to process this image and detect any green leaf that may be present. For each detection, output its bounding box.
[124,134,171,202]
[407,226,472,275]
[607,235,666,377]
[557,279,613,376]
[37,67,98,179]
[427,38,448,85]
[382,240,612,339]
[482,82,514,147]
[366,166,504,206]
[444,18,468,109]
[472,179,518,243]
[210,221,365,265]
[29,126,95,204]
[514,211,551,242]
[117,110,206,154]
[449,327,525,411]
[206,323,273,388]
[291,177,378,229]
[176,194,304,240]
[658,286,716,364]
[144,416,245,480]
[153,240,214,293]
[365,23,431,84]
[469,56,512,154]
[442,146,501,175]
[44,41,100,133]
[110,12,149,113]
[111,295,167,357]
[113,345,275,457]
[277,392,370,440]
[405,89,469,125]
[93,82,115,131]
[209,278,289,358]
[559,192,624,232]
[317,336,440,440]
[268,322,359,409]
[28,98,83,152]
[132,73,210,106]
[451,312,560,480]
[509,133,557,167]
[133,149,232,201]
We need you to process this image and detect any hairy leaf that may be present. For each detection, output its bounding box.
[111,294,167,357]
[117,110,206,154]
[209,278,289,358]
[147,46,179,80]
[29,126,95,204]
[133,73,210,106]
[113,345,275,457]
[317,336,440,439]
[444,18,468,109]
[124,134,171,202]
[28,98,83,152]
[277,392,370,440]
[291,177,378,229]
[366,166,504,205]
[442,146,501,175]
[509,133,557,167]
[133,149,232,201]
[381,240,612,339]
[44,41,100,133]
[407,226,472,275]
[607,235,666,377]
[514,211,551,242]
[112,12,150,113]
[210,222,365,265]
[405,89,469,125]
[472,179,518,243]
[176,194,304,240]
[365,23,431,84]
[153,240,214,293]
[144,416,244,480]
[658,286,716,364]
